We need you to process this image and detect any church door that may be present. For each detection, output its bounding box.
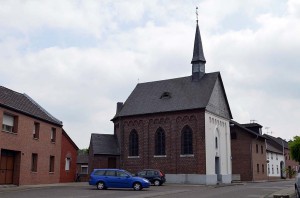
[107,157,116,168]
[215,157,221,182]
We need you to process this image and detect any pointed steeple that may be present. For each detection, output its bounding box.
[191,22,206,64]
[191,15,206,81]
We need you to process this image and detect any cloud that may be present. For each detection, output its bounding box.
[0,0,299,148]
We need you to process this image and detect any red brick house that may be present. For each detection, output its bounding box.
[76,153,89,182]
[88,133,120,172]
[60,129,78,183]
[0,86,76,185]
[230,121,268,181]
[110,21,233,185]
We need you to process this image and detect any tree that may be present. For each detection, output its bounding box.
[289,136,300,163]
[78,148,89,155]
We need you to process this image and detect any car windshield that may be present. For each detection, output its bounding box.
[123,170,133,176]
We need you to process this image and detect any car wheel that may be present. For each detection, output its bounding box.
[97,181,105,190]
[154,180,161,186]
[133,182,142,191]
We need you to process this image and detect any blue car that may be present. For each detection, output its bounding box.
[89,169,150,190]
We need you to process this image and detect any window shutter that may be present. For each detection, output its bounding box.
[3,114,14,126]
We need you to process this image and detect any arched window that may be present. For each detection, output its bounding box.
[215,137,218,149]
[129,130,139,156]
[181,126,193,155]
[155,128,166,155]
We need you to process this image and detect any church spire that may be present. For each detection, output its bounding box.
[192,7,206,81]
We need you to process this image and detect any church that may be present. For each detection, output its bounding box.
[110,20,233,185]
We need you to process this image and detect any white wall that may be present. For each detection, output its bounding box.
[205,111,232,182]
[266,151,284,177]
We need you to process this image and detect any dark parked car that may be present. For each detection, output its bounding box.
[295,170,300,198]
[89,169,150,190]
[137,169,166,186]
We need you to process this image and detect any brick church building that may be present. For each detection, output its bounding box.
[111,20,233,185]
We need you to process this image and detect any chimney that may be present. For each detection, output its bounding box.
[116,102,123,114]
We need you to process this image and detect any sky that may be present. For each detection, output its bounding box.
[1,0,299,149]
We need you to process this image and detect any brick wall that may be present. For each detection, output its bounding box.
[59,131,78,183]
[231,125,268,181]
[251,139,268,181]
[0,107,62,185]
[114,109,206,175]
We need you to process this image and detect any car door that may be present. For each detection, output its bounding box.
[104,170,117,187]
[116,170,131,188]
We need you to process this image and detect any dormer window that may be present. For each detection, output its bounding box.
[160,92,171,99]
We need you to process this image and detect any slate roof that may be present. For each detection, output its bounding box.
[114,72,222,118]
[0,86,62,126]
[191,23,206,64]
[264,134,289,149]
[241,123,263,128]
[230,120,266,139]
[90,133,120,155]
[266,143,283,154]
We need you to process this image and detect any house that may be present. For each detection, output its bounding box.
[60,129,78,183]
[264,134,299,179]
[230,121,268,181]
[88,133,120,172]
[111,21,233,185]
[76,153,89,182]
[0,86,77,185]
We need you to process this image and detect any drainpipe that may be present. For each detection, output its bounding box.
[251,134,259,181]
[281,139,285,178]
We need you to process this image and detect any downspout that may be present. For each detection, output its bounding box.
[120,117,124,168]
[251,134,259,181]
[147,120,150,169]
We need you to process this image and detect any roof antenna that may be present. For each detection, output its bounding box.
[196,6,198,24]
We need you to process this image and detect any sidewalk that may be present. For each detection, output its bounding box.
[264,187,295,198]
[0,182,87,192]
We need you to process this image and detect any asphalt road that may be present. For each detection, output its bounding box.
[0,180,295,198]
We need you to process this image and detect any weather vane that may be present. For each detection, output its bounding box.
[196,6,198,23]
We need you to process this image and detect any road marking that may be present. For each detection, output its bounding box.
[122,190,188,198]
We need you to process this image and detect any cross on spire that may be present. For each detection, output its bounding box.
[196,6,198,23]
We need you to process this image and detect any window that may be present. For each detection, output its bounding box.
[262,164,264,173]
[33,122,40,139]
[2,113,17,133]
[277,165,279,174]
[65,157,71,171]
[155,128,165,155]
[160,92,171,99]
[272,165,274,174]
[94,169,105,175]
[51,128,56,143]
[31,153,38,172]
[105,170,116,176]
[256,144,258,153]
[267,153,269,159]
[257,164,259,173]
[80,165,88,174]
[49,156,55,172]
[261,145,263,154]
[268,164,270,174]
[181,126,193,155]
[215,137,218,149]
[271,153,273,159]
[117,171,129,177]
[129,130,139,156]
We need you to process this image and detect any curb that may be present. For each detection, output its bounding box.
[264,187,295,198]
